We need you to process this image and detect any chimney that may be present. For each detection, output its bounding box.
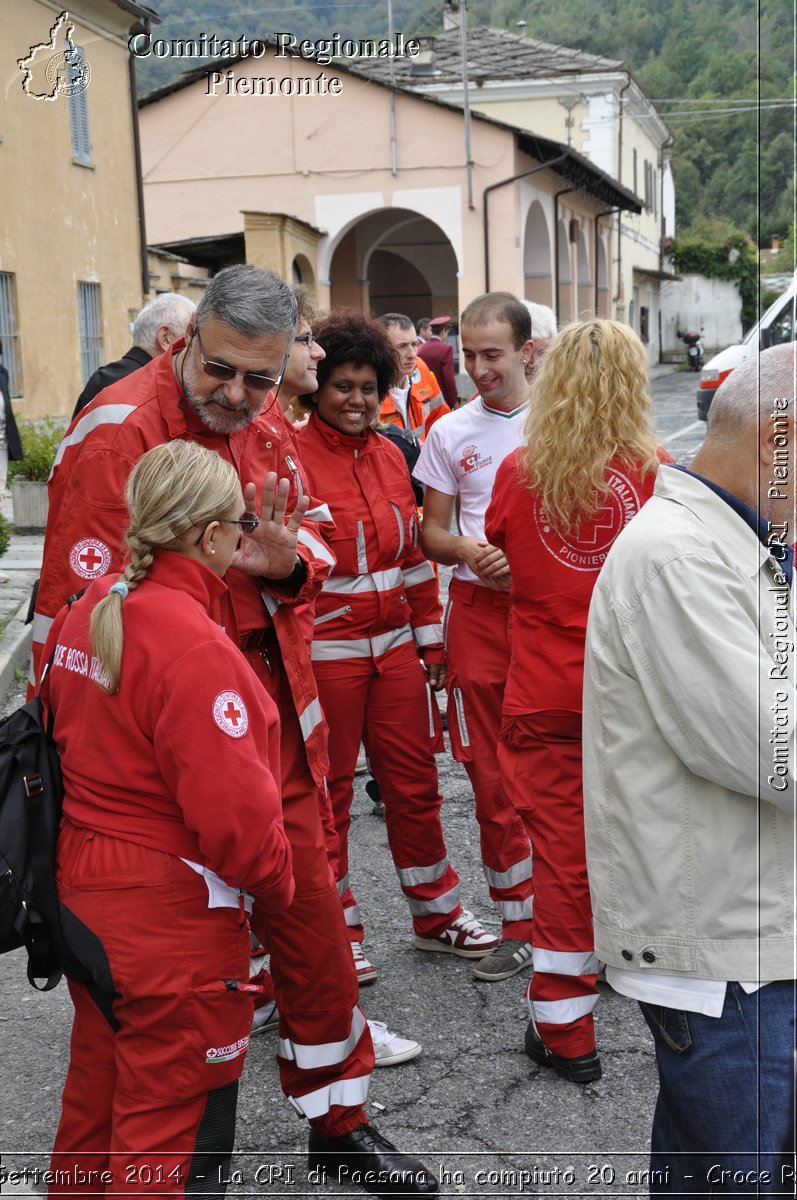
[443,1,462,31]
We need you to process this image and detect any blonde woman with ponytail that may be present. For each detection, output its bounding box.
[484,319,672,1086]
[42,441,294,1194]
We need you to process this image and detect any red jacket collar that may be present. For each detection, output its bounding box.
[144,550,228,615]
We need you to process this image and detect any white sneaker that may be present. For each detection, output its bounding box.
[352,941,377,985]
[413,909,500,959]
[368,1019,422,1066]
[251,1000,279,1034]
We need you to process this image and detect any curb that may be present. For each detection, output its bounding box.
[0,597,33,700]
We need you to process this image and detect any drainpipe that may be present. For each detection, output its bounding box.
[387,0,397,176]
[483,152,568,292]
[594,208,620,316]
[658,135,673,269]
[615,72,632,307]
[460,1,474,209]
[553,186,576,323]
[128,22,150,297]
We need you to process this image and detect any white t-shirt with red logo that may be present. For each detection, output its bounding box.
[414,397,529,585]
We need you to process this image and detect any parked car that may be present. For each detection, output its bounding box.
[697,271,796,419]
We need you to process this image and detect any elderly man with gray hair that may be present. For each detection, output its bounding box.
[72,292,195,417]
[583,343,795,1194]
[521,301,557,382]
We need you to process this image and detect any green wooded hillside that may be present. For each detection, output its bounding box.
[136,0,795,241]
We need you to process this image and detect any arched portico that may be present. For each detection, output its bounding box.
[325,207,459,322]
[523,199,553,307]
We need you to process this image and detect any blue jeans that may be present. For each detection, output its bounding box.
[640,981,796,1194]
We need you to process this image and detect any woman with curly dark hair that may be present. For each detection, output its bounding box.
[296,310,497,984]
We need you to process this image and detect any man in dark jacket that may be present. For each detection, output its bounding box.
[416,316,458,409]
[0,337,23,493]
[72,292,195,418]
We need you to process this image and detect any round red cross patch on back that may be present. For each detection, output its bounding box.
[69,538,112,580]
[213,691,249,738]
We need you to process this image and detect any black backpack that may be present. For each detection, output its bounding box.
[0,664,64,990]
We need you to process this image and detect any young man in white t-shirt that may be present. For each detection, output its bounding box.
[415,292,541,983]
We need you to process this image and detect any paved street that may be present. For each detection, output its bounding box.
[1,370,697,1197]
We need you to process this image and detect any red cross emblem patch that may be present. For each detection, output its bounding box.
[69,538,112,580]
[213,690,249,738]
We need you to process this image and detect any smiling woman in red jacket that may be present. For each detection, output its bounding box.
[297,311,497,983]
[485,320,671,1086]
[43,441,294,1197]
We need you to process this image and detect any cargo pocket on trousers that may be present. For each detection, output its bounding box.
[445,674,472,764]
[639,1002,692,1054]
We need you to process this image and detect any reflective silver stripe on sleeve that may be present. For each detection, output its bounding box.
[296,527,335,567]
[336,874,349,897]
[413,623,443,647]
[278,1006,366,1068]
[484,859,533,890]
[497,898,534,922]
[529,994,599,1024]
[356,521,368,573]
[321,568,403,595]
[532,948,600,976]
[298,697,323,741]
[50,404,138,476]
[389,504,405,559]
[304,503,333,523]
[259,590,280,617]
[32,612,55,644]
[396,857,450,887]
[402,561,435,588]
[287,1073,371,1120]
[426,684,435,738]
[405,883,461,916]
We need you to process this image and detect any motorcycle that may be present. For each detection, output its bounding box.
[677,329,705,372]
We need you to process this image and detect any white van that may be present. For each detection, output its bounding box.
[697,270,796,419]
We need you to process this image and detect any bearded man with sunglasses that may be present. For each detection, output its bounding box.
[33,266,437,1199]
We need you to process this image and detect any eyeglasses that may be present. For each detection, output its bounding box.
[193,325,286,391]
[193,512,259,546]
[294,332,315,349]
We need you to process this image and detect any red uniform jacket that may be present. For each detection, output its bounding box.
[485,448,670,714]
[378,357,450,443]
[33,341,335,785]
[416,339,458,410]
[43,553,294,911]
[296,413,444,665]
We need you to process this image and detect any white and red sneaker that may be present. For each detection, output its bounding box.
[352,941,377,985]
[413,909,500,959]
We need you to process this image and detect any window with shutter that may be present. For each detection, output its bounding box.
[68,48,92,164]
[0,273,23,397]
[77,282,104,382]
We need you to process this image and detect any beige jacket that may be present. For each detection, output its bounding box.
[583,467,795,982]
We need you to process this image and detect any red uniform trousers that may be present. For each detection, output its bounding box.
[50,822,253,1197]
[313,641,462,943]
[246,641,373,1135]
[443,578,533,940]
[498,711,600,1058]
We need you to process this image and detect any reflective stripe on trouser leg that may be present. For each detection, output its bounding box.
[319,643,464,939]
[445,580,533,942]
[498,711,599,1058]
[248,664,372,1133]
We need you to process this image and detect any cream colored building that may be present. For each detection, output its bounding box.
[354,21,675,364]
[0,0,156,418]
[139,43,639,330]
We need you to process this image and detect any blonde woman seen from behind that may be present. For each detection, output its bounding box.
[485,319,672,1084]
[44,441,294,1197]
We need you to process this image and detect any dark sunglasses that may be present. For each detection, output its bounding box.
[193,325,286,391]
[294,332,315,349]
[193,512,259,546]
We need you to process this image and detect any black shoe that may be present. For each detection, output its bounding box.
[308,1123,438,1196]
[524,1021,602,1083]
[365,778,385,818]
